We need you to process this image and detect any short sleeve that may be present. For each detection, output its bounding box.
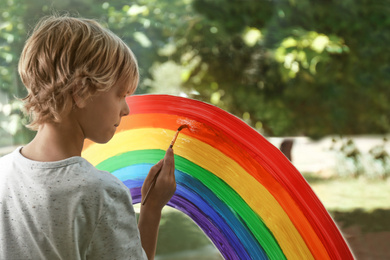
[85,187,147,260]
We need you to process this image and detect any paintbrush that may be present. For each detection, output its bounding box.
[142,124,188,205]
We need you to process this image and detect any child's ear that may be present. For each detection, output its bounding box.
[72,92,86,108]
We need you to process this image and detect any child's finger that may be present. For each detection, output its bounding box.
[162,148,175,176]
[145,160,163,182]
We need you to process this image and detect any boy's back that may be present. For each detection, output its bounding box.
[0,147,146,259]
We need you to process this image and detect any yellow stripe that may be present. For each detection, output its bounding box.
[83,128,314,259]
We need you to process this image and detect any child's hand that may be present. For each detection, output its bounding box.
[141,148,176,210]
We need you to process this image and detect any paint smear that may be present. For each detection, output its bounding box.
[176,118,201,133]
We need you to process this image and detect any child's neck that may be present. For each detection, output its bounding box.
[21,119,85,162]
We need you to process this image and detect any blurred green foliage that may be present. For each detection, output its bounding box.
[186,0,390,138]
[0,0,389,145]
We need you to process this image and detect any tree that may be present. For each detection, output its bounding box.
[174,0,390,138]
[0,0,31,145]
[1,0,389,146]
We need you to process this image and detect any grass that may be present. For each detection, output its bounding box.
[303,173,390,212]
[303,173,390,235]
[156,209,213,255]
[155,208,223,260]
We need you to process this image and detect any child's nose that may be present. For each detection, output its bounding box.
[121,100,130,116]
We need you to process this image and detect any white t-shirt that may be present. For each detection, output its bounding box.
[0,147,147,260]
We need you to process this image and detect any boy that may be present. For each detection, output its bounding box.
[0,15,176,259]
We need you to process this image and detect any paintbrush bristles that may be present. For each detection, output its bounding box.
[169,124,188,148]
[177,124,189,131]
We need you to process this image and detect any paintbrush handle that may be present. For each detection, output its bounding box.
[143,126,185,205]
[141,167,162,205]
[169,130,180,148]
[142,141,173,205]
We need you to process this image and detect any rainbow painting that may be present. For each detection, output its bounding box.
[82,94,353,260]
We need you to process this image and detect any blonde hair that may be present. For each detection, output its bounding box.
[18,15,139,130]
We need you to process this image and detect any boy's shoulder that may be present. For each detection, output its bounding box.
[77,158,129,195]
[0,147,129,200]
[0,147,20,168]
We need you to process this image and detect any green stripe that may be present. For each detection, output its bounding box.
[96,149,286,260]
